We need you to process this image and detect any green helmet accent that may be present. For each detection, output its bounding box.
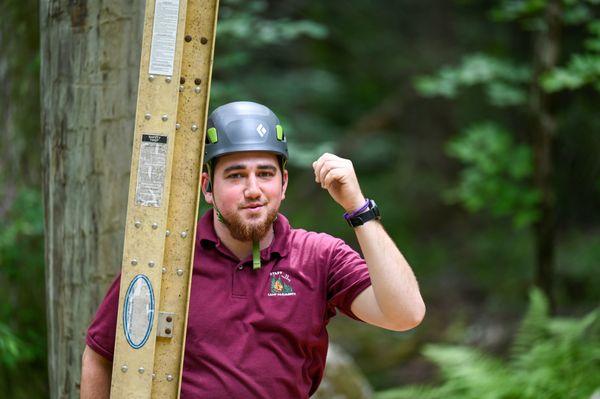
[207,127,218,144]
[204,101,288,165]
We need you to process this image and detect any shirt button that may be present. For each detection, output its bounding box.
[237,265,243,270]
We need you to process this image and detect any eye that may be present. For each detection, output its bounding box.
[258,171,275,178]
[226,173,243,179]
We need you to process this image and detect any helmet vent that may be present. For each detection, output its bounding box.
[206,127,218,143]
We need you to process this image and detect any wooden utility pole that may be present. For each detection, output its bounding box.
[41,2,145,398]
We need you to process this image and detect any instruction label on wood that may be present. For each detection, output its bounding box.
[148,0,180,76]
[135,134,168,207]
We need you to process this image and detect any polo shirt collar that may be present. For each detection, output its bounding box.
[197,210,291,260]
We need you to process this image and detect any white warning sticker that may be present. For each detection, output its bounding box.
[135,134,168,207]
[123,274,155,349]
[148,0,180,76]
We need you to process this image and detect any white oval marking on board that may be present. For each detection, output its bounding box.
[123,274,155,349]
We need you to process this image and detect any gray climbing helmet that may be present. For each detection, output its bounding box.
[204,101,288,165]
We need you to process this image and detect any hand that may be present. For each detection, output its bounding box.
[312,153,366,212]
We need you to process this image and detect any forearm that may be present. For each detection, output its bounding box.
[80,345,112,399]
[354,220,425,327]
[311,152,425,328]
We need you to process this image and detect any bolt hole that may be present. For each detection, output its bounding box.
[165,328,172,334]
[194,78,201,85]
[184,35,192,42]
[166,316,172,322]
[200,37,208,45]
[180,77,185,84]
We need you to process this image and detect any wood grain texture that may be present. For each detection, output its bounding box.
[108,0,189,396]
[41,0,145,398]
[107,0,219,397]
[151,0,219,397]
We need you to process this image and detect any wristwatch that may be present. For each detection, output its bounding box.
[345,199,381,227]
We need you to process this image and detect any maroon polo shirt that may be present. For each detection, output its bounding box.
[87,211,371,398]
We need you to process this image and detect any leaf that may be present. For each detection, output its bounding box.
[0,323,34,368]
[376,294,600,399]
[414,54,530,106]
[444,122,539,228]
[511,288,550,360]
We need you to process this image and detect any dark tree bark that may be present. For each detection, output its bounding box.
[530,0,562,312]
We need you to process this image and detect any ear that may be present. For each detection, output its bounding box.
[281,169,288,201]
[201,172,213,204]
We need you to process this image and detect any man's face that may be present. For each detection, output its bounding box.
[202,151,288,242]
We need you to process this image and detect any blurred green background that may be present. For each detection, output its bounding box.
[1,0,599,397]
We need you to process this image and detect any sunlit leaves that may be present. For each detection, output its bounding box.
[491,0,547,22]
[542,20,600,92]
[542,54,600,91]
[218,15,327,46]
[444,123,540,228]
[414,54,530,106]
[584,20,600,51]
[216,0,327,70]
[492,0,598,27]
[414,4,600,231]
[0,324,34,369]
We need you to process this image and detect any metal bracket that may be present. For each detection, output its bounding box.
[157,312,175,338]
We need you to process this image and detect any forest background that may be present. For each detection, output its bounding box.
[1,0,599,397]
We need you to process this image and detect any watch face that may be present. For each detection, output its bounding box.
[346,199,380,227]
[373,204,380,217]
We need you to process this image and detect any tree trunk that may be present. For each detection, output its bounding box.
[530,0,561,312]
[40,1,144,397]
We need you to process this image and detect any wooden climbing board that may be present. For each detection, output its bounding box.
[109,0,219,397]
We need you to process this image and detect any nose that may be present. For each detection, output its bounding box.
[244,174,261,199]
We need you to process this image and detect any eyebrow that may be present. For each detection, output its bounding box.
[222,164,277,174]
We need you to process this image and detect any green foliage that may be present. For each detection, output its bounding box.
[490,2,600,92]
[219,7,327,46]
[444,123,540,228]
[415,54,530,106]
[216,0,327,71]
[415,2,600,232]
[376,289,600,399]
[0,187,47,396]
[209,0,344,170]
[0,188,44,265]
[542,53,600,91]
[0,323,34,369]
[543,20,600,92]
[492,0,599,28]
[491,0,547,22]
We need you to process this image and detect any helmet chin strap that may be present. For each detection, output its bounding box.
[207,164,261,270]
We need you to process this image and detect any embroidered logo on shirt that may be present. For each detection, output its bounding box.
[268,271,296,296]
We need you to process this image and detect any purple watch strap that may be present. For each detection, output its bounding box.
[343,199,370,220]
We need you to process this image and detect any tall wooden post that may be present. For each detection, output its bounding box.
[41,1,145,397]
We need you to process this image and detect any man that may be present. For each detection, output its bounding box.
[81,101,425,398]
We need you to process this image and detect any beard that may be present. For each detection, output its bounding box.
[220,203,278,242]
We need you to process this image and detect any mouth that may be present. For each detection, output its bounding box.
[242,203,265,210]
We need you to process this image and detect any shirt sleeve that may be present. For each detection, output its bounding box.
[85,274,121,362]
[326,239,372,321]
